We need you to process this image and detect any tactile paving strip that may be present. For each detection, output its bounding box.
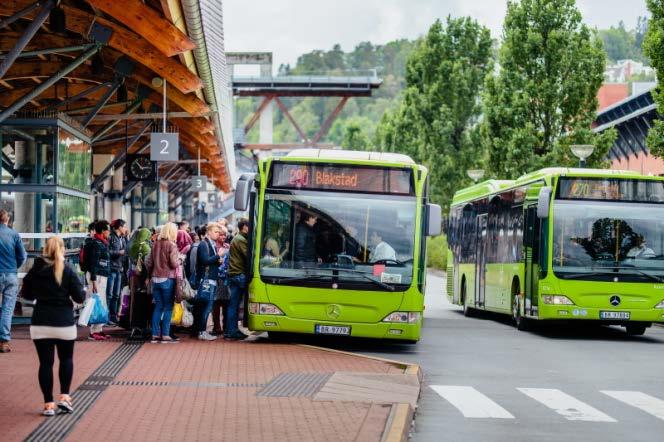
[25,342,143,442]
[256,372,333,397]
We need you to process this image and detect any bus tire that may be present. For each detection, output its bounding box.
[512,294,529,331]
[462,278,474,317]
[625,324,647,336]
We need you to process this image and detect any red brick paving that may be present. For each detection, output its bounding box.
[2,329,409,442]
[0,330,120,442]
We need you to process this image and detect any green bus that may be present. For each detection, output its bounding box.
[234,149,441,342]
[446,167,664,335]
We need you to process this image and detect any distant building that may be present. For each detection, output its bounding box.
[597,83,629,111]
[604,59,656,83]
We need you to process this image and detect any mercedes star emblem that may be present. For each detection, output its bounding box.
[610,295,621,307]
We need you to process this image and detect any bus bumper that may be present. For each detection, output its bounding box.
[248,314,422,341]
[537,304,664,323]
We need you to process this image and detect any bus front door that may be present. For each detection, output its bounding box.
[523,206,540,316]
[475,214,487,308]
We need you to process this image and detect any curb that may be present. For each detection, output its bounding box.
[296,344,421,441]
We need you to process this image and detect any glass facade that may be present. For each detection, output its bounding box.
[57,128,91,192]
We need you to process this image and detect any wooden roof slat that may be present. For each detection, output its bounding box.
[86,0,195,57]
[0,2,203,94]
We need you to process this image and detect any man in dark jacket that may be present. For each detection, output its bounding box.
[84,220,111,340]
[294,214,320,267]
[107,219,127,324]
[193,223,224,341]
[225,218,250,340]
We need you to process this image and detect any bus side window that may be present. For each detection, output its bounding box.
[539,218,548,277]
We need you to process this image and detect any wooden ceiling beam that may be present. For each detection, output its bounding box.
[0,2,203,94]
[86,0,195,57]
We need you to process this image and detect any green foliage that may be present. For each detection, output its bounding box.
[482,0,615,179]
[644,1,664,159]
[426,235,448,270]
[375,17,493,209]
[340,117,372,150]
[599,19,649,63]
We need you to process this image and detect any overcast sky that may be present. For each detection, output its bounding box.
[223,0,649,74]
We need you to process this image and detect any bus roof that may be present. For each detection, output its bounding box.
[283,148,415,165]
[452,167,662,206]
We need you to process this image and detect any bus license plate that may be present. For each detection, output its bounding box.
[315,325,351,335]
[600,311,630,320]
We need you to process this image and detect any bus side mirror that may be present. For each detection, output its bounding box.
[427,203,442,236]
[537,187,552,219]
[234,173,255,212]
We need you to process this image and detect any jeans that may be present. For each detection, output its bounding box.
[106,270,122,321]
[151,279,175,338]
[0,273,18,342]
[193,281,215,333]
[226,274,247,337]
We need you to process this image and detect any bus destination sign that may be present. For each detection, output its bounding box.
[557,178,664,203]
[270,163,414,194]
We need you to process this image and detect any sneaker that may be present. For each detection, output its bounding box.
[210,330,221,336]
[197,331,217,341]
[98,332,112,340]
[56,394,73,414]
[42,402,56,417]
[169,333,180,342]
[150,336,162,344]
[224,331,247,341]
[0,342,11,353]
[161,336,179,344]
[88,333,106,341]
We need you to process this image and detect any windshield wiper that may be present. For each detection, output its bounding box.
[299,267,396,291]
[268,274,330,284]
[592,264,664,283]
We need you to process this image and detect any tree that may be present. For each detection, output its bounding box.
[482,0,615,179]
[644,0,664,158]
[375,17,493,208]
[599,21,637,62]
[341,118,371,150]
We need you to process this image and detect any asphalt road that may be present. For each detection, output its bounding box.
[306,270,664,442]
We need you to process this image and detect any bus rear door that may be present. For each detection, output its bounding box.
[475,214,488,308]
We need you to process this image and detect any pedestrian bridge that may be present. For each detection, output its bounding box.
[232,75,383,97]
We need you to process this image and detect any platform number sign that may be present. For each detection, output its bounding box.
[150,132,179,162]
[192,175,207,191]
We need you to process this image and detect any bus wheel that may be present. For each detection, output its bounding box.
[462,280,474,317]
[512,295,529,331]
[625,325,647,336]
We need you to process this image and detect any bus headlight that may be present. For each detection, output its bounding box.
[382,312,421,324]
[542,295,575,305]
[655,300,664,309]
[249,303,284,315]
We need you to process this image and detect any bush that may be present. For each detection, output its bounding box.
[427,235,448,270]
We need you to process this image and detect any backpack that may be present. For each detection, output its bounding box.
[79,238,92,273]
[218,252,230,283]
[186,242,200,289]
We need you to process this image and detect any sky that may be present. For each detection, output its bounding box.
[223,0,649,75]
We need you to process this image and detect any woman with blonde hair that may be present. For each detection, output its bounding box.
[22,236,85,416]
[146,222,179,343]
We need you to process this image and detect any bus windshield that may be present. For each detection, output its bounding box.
[552,200,664,281]
[259,190,417,289]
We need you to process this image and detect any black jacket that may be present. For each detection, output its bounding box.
[294,223,317,263]
[22,258,86,327]
[196,238,220,282]
[108,231,127,271]
[85,238,110,281]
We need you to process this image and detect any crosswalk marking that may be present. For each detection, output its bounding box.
[601,390,664,421]
[517,388,616,422]
[430,385,515,419]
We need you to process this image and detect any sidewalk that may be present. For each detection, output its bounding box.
[0,326,420,442]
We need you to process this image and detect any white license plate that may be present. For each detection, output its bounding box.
[600,311,631,320]
[315,325,351,335]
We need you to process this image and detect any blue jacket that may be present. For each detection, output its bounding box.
[0,224,27,273]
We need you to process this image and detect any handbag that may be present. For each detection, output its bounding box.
[89,293,109,325]
[171,302,184,326]
[216,282,231,302]
[181,303,194,328]
[118,286,130,317]
[77,296,96,326]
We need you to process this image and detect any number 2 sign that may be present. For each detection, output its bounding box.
[150,132,179,161]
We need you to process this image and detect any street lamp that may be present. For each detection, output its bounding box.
[570,144,594,168]
[467,169,485,183]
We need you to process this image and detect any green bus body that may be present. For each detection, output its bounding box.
[244,150,433,342]
[446,167,664,334]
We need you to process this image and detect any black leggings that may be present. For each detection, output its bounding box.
[33,339,75,403]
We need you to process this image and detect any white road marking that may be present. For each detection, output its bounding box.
[601,390,664,421]
[518,388,616,422]
[430,385,514,419]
